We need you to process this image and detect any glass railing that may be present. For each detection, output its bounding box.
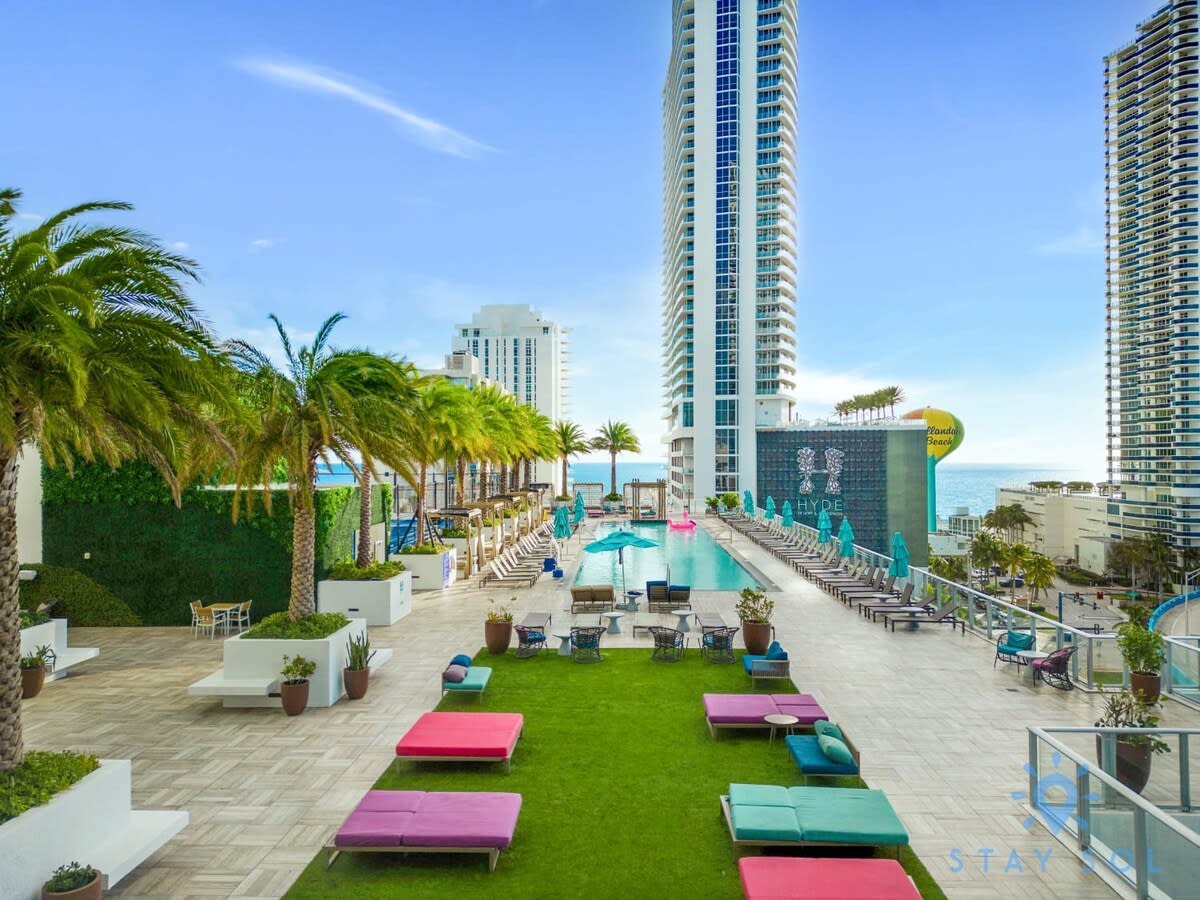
[1027,725,1200,899]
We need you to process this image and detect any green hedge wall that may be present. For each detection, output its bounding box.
[41,461,391,626]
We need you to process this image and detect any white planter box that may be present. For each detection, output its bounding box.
[217,620,367,708]
[401,549,457,590]
[445,537,468,558]
[317,572,412,626]
[18,621,54,657]
[20,618,98,681]
[0,758,187,900]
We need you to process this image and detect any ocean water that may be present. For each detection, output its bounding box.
[568,461,669,492]
[934,463,1097,519]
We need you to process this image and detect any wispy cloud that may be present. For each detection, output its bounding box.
[170,241,190,251]
[250,237,281,251]
[1035,226,1104,256]
[237,59,494,159]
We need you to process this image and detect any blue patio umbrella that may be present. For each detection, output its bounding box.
[583,529,658,599]
[554,505,572,541]
[764,496,776,521]
[781,501,794,528]
[817,508,833,544]
[743,490,755,515]
[887,531,910,578]
[837,517,856,559]
[573,492,586,525]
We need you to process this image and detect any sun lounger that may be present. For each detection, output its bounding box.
[571,584,616,613]
[739,858,920,900]
[720,784,908,854]
[702,693,827,739]
[326,790,522,872]
[785,724,861,778]
[884,599,965,633]
[395,711,523,773]
[442,666,492,701]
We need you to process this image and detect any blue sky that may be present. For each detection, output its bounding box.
[2,1,1163,475]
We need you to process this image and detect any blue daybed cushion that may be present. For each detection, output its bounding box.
[451,654,473,668]
[784,736,858,776]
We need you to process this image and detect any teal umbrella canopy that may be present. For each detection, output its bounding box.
[817,508,832,544]
[781,501,794,527]
[743,490,755,514]
[837,517,855,558]
[764,496,776,521]
[573,492,586,524]
[554,505,572,540]
[584,530,658,552]
[887,531,910,577]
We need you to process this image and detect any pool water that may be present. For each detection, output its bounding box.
[572,522,757,591]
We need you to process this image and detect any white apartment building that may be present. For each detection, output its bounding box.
[662,0,798,509]
[1104,1,1200,549]
[451,304,569,491]
[997,487,1111,573]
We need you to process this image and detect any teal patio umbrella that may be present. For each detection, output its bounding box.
[583,529,658,599]
[554,505,572,541]
[743,490,755,515]
[764,496,776,521]
[817,508,832,544]
[781,501,794,528]
[887,531,910,578]
[573,492,586,525]
[837,517,856,559]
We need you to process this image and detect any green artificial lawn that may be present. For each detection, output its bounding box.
[286,649,946,899]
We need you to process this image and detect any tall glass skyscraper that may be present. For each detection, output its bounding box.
[662,0,798,509]
[1104,0,1200,547]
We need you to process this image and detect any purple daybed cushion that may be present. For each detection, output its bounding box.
[771,694,827,724]
[703,693,779,723]
[334,790,521,850]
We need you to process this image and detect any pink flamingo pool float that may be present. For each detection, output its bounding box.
[669,509,697,531]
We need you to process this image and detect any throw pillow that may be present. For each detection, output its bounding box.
[813,719,845,741]
[818,734,855,766]
[765,641,788,661]
[450,654,473,669]
[443,664,468,683]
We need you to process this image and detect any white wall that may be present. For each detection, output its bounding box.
[15,444,41,564]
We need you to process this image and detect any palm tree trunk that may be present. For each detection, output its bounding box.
[290,499,317,620]
[415,462,428,546]
[499,463,509,494]
[478,460,489,499]
[356,467,374,568]
[0,450,25,772]
[455,457,466,506]
[610,452,617,495]
[524,458,532,489]
[561,456,569,496]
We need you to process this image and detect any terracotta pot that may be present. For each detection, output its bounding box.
[1130,672,1161,705]
[742,621,772,656]
[1095,736,1153,794]
[344,667,369,700]
[42,872,103,900]
[280,680,310,716]
[485,621,513,655]
[21,665,46,699]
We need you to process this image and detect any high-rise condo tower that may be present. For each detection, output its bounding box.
[662,0,798,509]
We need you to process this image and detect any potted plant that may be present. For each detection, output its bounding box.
[704,496,720,515]
[485,598,515,654]
[1094,691,1171,794]
[553,494,571,509]
[736,586,775,655]
[603,492,623,512]
[279,653,317,716]
[1116,620,1166,703]
[21,645,53,699]
[720,492,740,513]
[344,633,375,700]
[42,861,101,900]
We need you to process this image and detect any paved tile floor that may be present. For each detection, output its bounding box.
[21,518,1199,898]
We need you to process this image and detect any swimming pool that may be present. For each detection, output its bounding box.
[572,522,758,591]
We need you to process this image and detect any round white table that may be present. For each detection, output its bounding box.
[764,713,800,744]
[600,611,625,635]
[553,630,572,656]
[672,609,694,633]
[1016,649,1048,681]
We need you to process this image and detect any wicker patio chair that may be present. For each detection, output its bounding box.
[570,626,605,664]
[1032,646,1077,690]
[701,626,738,664]
[649,626,685,662]
[514,624,548,659]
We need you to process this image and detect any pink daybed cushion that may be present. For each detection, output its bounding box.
[739,857,919,899]
[395,712,523,759]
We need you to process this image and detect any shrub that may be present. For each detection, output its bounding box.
[43,862,98,893]
[281,653,317,683]
[1095,692,1171,754]
[555,495,571,502]
[346,633,374,670]
[1116,622,1166,675]
[325,558,405,580]
[243,611,350,640]
[604,492,622,502]
[440,528,467,539]
[20,645,52,670]
[735,586,773,624]
[1056,566,1103,587]
[486,598,515,623]
[18,606,50,629]
[0,751,100,824]
[399,544,447,555]
[17,564,141,627]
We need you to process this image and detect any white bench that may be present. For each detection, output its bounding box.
[187,672,280,697]
[48,646,100,681]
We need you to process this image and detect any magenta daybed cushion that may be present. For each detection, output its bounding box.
[334,790,522,849]
[703,693,827,725]
[771,694,827,725]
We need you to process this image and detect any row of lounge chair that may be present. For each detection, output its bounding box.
[479,524,556,587]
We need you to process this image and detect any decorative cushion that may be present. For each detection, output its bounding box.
[444,667,492,692]
[818,734,855,766]
[451,654,473,668]
[813,720,845,742]
[1006,631,1036,651]
[442,664,468,683]
[524,631,546,643]
[765,641,788,661]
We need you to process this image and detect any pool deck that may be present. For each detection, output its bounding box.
[21,515,1197,898]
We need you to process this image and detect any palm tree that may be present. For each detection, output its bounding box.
[470,384,515,499]
[1000,542,1032,598]
[970,531,1001,584]
[592,420,640,496]
[227,314,417,617]
[0,188,232,772]
[1024,553,1057,604]
[554,420,590,496]
[881,385,905,417]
